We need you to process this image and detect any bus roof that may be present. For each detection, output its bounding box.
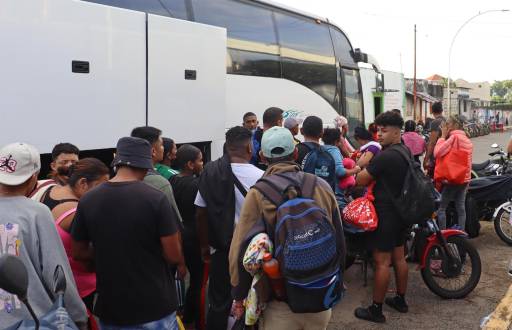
[252,0,328,22]
[251,0,351,40]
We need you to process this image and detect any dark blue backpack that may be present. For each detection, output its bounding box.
[301,142,337,192]
[254,172,344,313]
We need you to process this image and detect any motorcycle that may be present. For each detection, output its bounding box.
[468,175,512,245]
[406,216,481,299]
[471,143,510,179]
[494,200,512,245]
[443,175,512,241]
[344,191,482,299]
[0,254,79,330]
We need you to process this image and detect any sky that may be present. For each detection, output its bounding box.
[277,0,512,83]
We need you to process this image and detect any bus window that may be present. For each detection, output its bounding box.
[227,49,280,77]
[343,68,364,130]
[192,0,280,77]
[329,27,357,68]
[159,0,188,19]
[274,12,337,107]
[83,0,189,19]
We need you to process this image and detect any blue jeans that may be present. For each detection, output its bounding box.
[100,312,178,330]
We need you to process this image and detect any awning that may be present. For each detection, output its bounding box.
[406,90,439,103]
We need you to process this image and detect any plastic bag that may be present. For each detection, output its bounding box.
[342,183,378,231]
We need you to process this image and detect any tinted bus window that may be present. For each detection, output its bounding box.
[192,0,280,77]
[343,68,364,130]
[275,13,337,106]
[227,50,280,77]
[330,27,357,68]
[84,0,189,19]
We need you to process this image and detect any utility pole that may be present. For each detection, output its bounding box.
[413,24,417,121]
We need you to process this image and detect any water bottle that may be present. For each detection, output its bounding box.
[262,253,286,300]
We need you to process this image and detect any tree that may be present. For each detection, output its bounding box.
[441,78,456,88]
[492,80,512,98]
[492,95,505,103]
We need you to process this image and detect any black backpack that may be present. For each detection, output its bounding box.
[384,145,436,226]
[253,172,344,313]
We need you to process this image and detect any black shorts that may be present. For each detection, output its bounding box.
[367,204,409,252]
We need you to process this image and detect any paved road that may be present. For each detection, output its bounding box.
[471,131,510,163]
[329,131,512,330]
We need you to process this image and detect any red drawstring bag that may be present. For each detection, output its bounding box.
[342,183,378,231]
[434,138,469,185]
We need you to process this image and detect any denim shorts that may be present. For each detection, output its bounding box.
[100,312,178,330]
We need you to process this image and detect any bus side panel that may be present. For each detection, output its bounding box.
[226,74,337,128]
[147,15,227,147]
[383,70,406,114]
[359,67,378,126]
[0,0,146,153]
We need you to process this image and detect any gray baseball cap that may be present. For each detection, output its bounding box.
[284,117,300,130]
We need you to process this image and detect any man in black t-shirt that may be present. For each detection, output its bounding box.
[296,115,323,165]
[71,137,186,329]
[424,102,446,177]
[169,144,204,329]
[354,111,410,323]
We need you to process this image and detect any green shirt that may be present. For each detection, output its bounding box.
[144,169,183,224]
[155,163,179,180]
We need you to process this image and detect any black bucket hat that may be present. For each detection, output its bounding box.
[112,137,153,170]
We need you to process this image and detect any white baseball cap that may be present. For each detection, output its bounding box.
[0,143,41,186]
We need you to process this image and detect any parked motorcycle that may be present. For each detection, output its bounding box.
[471,143,510,179]
[0,254,79,330]
[443,175,512,241]
[494,200,512,245]
[344,192,482,299]
[406,215,481,299]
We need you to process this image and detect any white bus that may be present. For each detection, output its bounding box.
[1,0,381,170]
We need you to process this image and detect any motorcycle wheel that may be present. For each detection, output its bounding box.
[421,236,481,299]
[494,208,512,245]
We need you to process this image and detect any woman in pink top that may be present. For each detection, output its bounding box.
[402,120,426,164]
[434,115,473,230]
[48,158,109,311]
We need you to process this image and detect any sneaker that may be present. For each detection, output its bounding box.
[354,306,386,323]
[385,296,409,313]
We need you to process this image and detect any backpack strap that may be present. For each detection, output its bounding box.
[388,144,415,171]
[253,172,316,206]
[300,142,317,168]
[232,171,248,197]
[253,175,296,206]
[380,144,415,209]
[301,141,316,151]
[299,173,316,199]
[56,207,77,226]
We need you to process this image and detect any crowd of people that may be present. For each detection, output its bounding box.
[0,101,474,330]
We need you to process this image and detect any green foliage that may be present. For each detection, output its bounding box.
[441,78,457,88]
[491,80,512,101]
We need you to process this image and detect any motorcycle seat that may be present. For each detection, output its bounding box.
[472,160,490,171]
